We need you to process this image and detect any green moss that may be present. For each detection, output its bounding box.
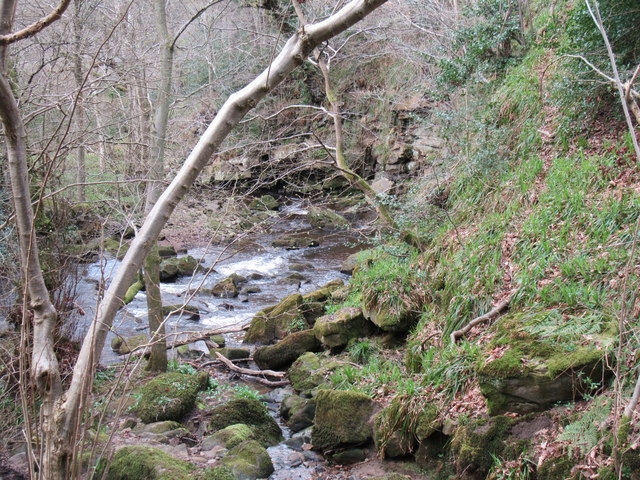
[253,329,319,370]
[111,334,148,355]
[219,439,274,479]
[243,293,304,344]
[104,238,129,259]
[288,352,327,392]
[536,453,576,480]
[123,280,144,305]
[202,424,254,450]
[450,416,513,477]
[207,398,282,447]
[196,466,235,480]
[97,446,194,480]
[312,389,373,450]
[546,347,605,377]
[132,372,209,423]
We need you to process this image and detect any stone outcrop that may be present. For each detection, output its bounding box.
[313,307,374,349]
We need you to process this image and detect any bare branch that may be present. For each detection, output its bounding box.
[0,0,72,45]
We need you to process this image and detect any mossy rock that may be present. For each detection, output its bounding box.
[450,416,515,478]
[210,276,239,298]
[288,352,329,393]
[243,293,305,344]
[104,238,130,260]
[136,420,183,434]
[366,475,411,480]
[312,389,374,450]
[219,439,274,480]
[281,272,306,285]
[96,446,194,480]
[162,304,200,321]
[207,398,282,447]
[362,301,418,333]
[313,307,373,349]
[301,279,345,321]
[201,424,254,451]
[307,206,350,230]
[289,262,313,272]
[537,453,576,480]
[157,245,177,258]
[214,347,250,361]
[132,372,209,423]
[249,194,279,211]
[111,334,148,355]
[253,329,320,370]
[280,394,316,432]
[210,335,226,347]
[198,466,235,480]
[477,311,614,414]
[159,256,199,282]
[271,236,320,250]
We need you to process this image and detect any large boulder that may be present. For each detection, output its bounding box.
[313,307,374,349]
[477,311,614,415]
[132,372,209,423]
[312,390,374,450]
[97,446,195,480]
[253,329,320,370]
[300,279,344,322]
[287,352,334,393]
[307,206,350,230]
[243,293,305,344]
[219,440,274,480]
[207,398,283,447]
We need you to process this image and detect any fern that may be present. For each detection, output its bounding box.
[558,400,610,455]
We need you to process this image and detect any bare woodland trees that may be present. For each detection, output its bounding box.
[0,0,391,477]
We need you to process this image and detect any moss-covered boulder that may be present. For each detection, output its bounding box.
[313,307,374,349]
[312,389,374,450]
[201,424,254,451]
[159,256,199,282]
[253,329,320,370]
[249,194,279,211]
[157,245,177,258]
[272,236,320,250]
[111,334,148,355]
[300,279,344,322]
[104,238,130,260]
[243,293,305,344]
[132,372,209,423]
[373,396,438,459]
[207,398,282,447]
[219,440,274,480]
[210,276,239,298]
[124,278,144,304]
[536,453,576,480]
[477,311,614,415]
[288,352,330,393]
[199,467,236,480]
[450,416,515,478]
[307,206,350,230]
[97,446,194,480]
[280,395,316,432]
[339,252,361,275]
[362,301,418,333]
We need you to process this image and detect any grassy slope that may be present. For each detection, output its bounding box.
[326,1,640,476]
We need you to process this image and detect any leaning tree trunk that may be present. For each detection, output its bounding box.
[16,1,390,477]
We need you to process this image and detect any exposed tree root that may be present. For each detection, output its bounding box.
[450,292,515,344]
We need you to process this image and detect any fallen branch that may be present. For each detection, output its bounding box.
[450,293,515,344]
[214,352,286,379]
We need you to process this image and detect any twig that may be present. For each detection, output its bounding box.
[450,292,515,344]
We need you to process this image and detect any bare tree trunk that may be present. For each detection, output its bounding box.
[144,0,174,372]
[0,1,63,478]
[73,0,86,202]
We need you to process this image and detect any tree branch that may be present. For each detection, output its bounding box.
[0,0,72,45]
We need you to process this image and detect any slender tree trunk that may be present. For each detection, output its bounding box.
[0,1,63,478]
[144,0,174,372]
[73,0,86,202]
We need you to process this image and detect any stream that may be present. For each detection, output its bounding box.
[69,200,370,480]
